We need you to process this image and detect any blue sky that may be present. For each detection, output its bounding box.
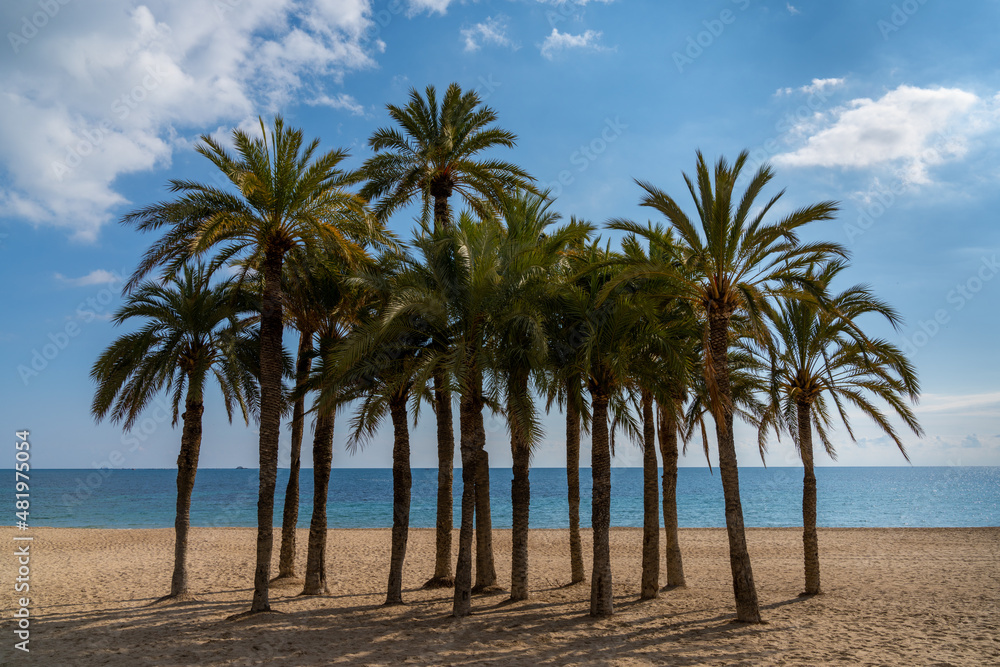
[1,0,998,470]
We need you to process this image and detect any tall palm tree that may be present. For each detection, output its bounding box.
[490,191,590,602]
[612,151,844,622]
[755,261,922,595]
[543,224,595,586]
[296,262,371,596]
[275,250,325,582]
[120,116,385,613]
[91,264,259,600]
[361,82,535,588]
[560,241,653,617]
[332,252,429,605]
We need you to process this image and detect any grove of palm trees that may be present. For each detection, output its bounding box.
[90,81,928,638]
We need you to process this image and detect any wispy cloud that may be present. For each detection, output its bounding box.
[55,269,122,287]
[461,16,516,53]
[786,3,801,15]
[776,77,845,96]
[540,28,613,60]
[919,392,1000,416]
[307,93,366,116]
[407,0,453,15]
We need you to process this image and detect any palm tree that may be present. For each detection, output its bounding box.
[275,250,324,582]
[120,116,384,613]
[543,224,594,586]
[560,241,652,617]
[296,263,370,596]
[611,223,702,591]
[755,261,922,595]
[613,151,844,622]
[331,252,430,605]
[490,191,590,602]
[361,82,535,588]
[91,264,258,600]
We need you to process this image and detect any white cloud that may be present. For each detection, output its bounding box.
[777,77,845,96]
[307,93,366,116]
[774,85,1000,184]
[919,392,1000,416]
[0,0,378,242]
[55,269,123,287]
[786,3,801,15]
[540,28,612,60]
[407,0,453,15]
[462,16,515,53]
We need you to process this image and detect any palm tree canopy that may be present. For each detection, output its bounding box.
[122,115,392,291]
[91,263,260,430]
[361,83,536,225]
[754,260,923,460]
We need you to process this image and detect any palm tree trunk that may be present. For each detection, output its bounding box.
[251,248,285,613]
[640,389,659,600]
[425,370,455,588]
[589,389,613,617]
[566,382,585,584]
[301,410,335,596]
[452,393,479,617]
[708,311,761,623]
[658,401,685,587]
[385,389,412,605]
[509,373,531,602]
[277,327,313,580]
[473,445,497,591]
[798,400,821,595]
[167,389,203,598]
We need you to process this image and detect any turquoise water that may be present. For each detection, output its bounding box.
[17,467,999,529]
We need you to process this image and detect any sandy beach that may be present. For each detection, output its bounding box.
[2,526,997,666]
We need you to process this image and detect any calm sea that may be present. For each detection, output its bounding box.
[16,466,999,529]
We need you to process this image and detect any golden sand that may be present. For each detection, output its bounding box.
[2,526,997,665]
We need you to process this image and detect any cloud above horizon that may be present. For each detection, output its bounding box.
[461,16,516,52]
[773,85,1000,185]
[0,0,379,242]
[539,27,612,60]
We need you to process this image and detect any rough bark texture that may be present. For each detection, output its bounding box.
[301,411,335,596]
[566,391,585,585]
[709,311,761,623]
[799,400,821,595]
[452,394,479,617]
[425,371,455,588]
[168,392,203,597]
[251,248,285,612]
[589,391,613,617]
[658,401,685,587]
[509,373,531,601]
[385,391,412,605]
[277,328,313,580]
[640,390,660,600]
[473,445,497,591]
[432,187,453,232]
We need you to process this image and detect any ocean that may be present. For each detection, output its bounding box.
[19,466,999,529]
